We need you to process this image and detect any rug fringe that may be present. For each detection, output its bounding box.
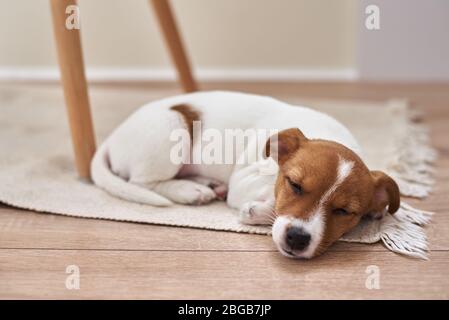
[379,202,433,260]
[395,201,434,225]
[387,103,437,198]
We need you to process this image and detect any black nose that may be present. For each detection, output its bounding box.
[286,226,311,251]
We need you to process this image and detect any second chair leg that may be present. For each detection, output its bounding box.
[150,0,198,93]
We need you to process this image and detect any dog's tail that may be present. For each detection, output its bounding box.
[91,144,173,206]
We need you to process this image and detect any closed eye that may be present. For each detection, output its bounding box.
[287,177,303,195]
[333,208,349,215]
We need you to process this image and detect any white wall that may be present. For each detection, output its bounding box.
[357,0,449,81]
[2,0,447,82]
[0,0,356,79]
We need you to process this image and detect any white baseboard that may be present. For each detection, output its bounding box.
[0,67,358,82]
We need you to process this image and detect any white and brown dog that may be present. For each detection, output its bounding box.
[91,91,400,259]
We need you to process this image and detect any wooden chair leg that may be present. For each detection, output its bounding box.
[150,0,198,92]
[50,0,96,180]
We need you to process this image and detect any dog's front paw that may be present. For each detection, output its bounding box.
[239,201,275,225]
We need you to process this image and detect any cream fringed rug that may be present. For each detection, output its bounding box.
[0,87,436,259]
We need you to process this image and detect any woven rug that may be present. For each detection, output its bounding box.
[0,86,436,259]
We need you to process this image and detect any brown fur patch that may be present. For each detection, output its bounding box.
[269,128,400,257]
[171,104,200,142]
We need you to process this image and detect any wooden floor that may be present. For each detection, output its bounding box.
[1,82,449,299]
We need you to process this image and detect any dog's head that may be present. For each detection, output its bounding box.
[265,128,400,259]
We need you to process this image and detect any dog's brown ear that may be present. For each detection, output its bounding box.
[264,128,307,164]
[370,170,400,214]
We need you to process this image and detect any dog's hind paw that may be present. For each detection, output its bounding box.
[178,184,216,205]
[185,176,228,200]
[151,179,216,205]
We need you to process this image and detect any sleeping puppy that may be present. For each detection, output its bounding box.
[91,91,400,259]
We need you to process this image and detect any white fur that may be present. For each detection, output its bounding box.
[320,157,354,206]
[272,216,291,256]
[239,199,275,225]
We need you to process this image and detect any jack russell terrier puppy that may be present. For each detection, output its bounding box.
[91,91,400,259]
